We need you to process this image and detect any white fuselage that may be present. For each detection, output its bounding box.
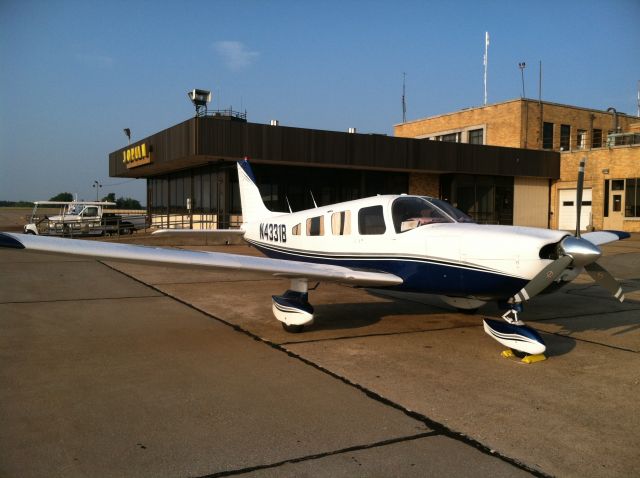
[242,195,568,301]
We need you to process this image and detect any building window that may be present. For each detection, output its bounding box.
[626,178,639,217]
[612,180,624,190]
[150,177,168,212]
[169,171,190,212]
[576,129,587,150]
[251,163,407,212]
[468,129,483,145]
[358,206,386,235]
[543,122,554,149]
[592,129,602,148]
[438,132,461,142]
[560,124,571,151]
[440,174,514,225]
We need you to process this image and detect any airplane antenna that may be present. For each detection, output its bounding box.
[310,190,318,208]
[402,72,407,123]
[483,32,489,105]
[285,196,293,213]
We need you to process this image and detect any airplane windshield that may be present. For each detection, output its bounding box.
[424,198,475,223]
[391,197,452,233]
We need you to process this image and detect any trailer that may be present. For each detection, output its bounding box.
[24,201,147,236]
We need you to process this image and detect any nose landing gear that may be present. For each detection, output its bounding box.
[483,304,547,363]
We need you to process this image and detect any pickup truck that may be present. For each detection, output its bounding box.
[24,201,147,236]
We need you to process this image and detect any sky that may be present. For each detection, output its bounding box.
[1,0,639,203]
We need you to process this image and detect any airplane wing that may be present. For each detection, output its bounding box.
[0,232,402,287]
[581,230,631,246]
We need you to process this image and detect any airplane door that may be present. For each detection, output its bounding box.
[603,179,625,230]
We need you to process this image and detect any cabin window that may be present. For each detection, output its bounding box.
[306,216,324,236]
[331,211,351,235]
[358,206,386,235]
[292,224,301,235]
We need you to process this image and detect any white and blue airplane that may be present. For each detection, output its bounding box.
[0,159,629,361]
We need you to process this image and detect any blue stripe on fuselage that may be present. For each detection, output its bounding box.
[249,241,528,299]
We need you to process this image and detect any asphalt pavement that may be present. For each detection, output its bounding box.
[1,234,639,477]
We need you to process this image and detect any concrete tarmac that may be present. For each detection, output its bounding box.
[1,234,639,477]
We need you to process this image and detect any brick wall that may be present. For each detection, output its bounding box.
[551,147,640,232]
[395,99,639,153]
[395,100,522,147]
[395,99,640,232]
[408,173,440,197]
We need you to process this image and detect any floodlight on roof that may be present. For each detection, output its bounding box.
[188,89,212,113]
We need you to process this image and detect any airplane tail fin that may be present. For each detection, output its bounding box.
[237,159,273,224]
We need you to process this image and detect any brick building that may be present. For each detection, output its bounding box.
[395,99,640,232]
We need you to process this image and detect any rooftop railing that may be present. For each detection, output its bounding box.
[196,108,247,120]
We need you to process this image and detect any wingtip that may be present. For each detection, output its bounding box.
[0,232,25,249]
[603,230,631,241]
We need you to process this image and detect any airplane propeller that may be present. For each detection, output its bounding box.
[511,157,625,304]
[585,262,625,302]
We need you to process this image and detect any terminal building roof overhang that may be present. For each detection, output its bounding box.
[109,116,560,179]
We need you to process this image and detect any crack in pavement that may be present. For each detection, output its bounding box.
[100,260,548,477]
[195,431,440,478]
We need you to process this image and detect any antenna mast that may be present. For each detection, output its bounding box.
[402,72,407,123]
[483,32,489,105]
[637,80,640,117]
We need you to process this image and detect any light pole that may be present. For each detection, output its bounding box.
[187,89,211,229]
[93,181,102,201]
[518,62,526,98]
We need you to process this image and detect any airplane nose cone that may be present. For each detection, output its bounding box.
[560,236,601,267]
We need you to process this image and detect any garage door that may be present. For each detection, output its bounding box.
[558,189,592,231]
